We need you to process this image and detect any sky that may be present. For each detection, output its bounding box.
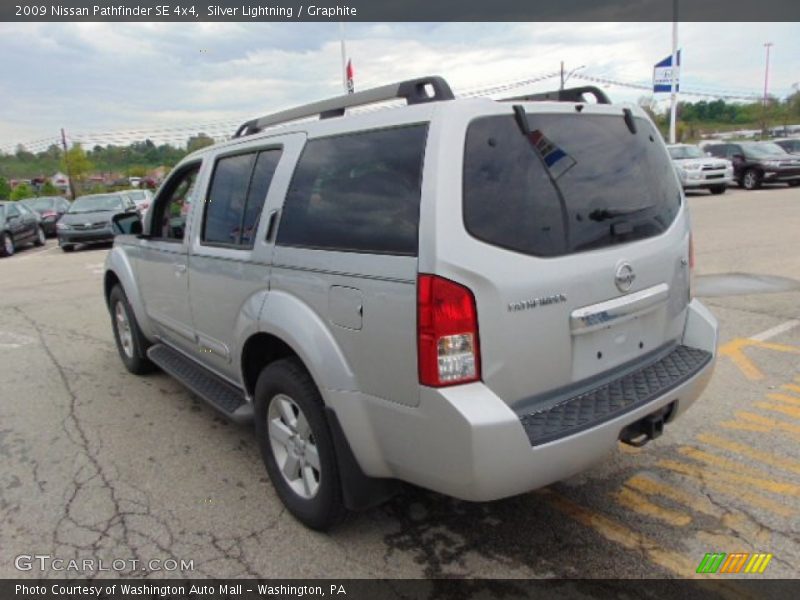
[0,21,798,152]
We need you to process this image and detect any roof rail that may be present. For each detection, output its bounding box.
[234,75,454,137]
[502,85,611,105]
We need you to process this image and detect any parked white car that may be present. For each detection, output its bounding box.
[667,144,733,194]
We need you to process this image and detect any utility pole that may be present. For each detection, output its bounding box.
[60,128,77,200]
[560,61,565,90]
[339,22,348,94]
[762,42,773,136]
[668,0,679,144]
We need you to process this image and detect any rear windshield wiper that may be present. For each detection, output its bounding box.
[589,205,654,222]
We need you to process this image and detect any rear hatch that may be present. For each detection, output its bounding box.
[435,105,691,411]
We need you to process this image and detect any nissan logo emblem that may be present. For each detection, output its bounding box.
[615,263,636,292]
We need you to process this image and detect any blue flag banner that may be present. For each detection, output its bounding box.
[653,50,681,93]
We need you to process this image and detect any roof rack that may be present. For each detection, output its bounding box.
[233,75,455,137]
[502,85,611,105]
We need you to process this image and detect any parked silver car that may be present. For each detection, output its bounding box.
[104,77,718,529]
[667,144,733,194]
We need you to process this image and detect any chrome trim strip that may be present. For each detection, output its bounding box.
[570,283,669,335]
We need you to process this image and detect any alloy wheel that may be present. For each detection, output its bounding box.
[114,301,134,358]
[267,393,321,499]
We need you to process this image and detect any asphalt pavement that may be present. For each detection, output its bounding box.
[1,185,798,580]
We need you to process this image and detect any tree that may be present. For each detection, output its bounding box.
[10,182,34,201]
[61,143,93,193]
[40,180,59,196]
[0,176,10,200]
[187,133,215,153]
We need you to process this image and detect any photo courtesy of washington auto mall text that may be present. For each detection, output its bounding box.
[1,0,800,599]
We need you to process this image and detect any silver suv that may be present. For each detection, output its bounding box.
[104,77,718,529]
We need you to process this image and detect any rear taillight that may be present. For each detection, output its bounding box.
[417,274,481,387]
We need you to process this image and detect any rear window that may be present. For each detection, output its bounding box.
[276,125,427,256]
[463,113,681,257]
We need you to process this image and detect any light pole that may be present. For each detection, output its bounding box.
[762,42,773,136]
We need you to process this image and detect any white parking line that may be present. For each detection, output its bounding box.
[750,320,800,342]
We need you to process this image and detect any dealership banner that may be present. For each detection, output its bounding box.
[653,51,681,93]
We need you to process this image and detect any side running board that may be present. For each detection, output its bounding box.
[147,344,253,424]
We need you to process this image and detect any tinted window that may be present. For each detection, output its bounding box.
[463,113,681,257]
[277,125,427,255]
[202,149,281,247]
[7,204,20,217]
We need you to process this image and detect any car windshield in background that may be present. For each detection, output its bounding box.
[69,195,124,213]
[24,198,58,211]
[779,140,800,152]
[126,191,146,201]
[463,113,681,257]
[743,143,787,158]
[668,146,704,159]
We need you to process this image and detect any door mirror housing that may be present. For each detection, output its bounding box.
[111,212,143,235]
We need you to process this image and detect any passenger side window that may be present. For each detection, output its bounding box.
[202,149,282,248]
[150,163,201,242]
[276,125,428,255]
[7,204,20,218]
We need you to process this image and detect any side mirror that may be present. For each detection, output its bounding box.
[111,212,143,235]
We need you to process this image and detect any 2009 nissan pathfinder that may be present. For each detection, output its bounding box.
[104,77,718,529]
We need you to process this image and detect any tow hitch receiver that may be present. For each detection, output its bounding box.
[619,402,675,448]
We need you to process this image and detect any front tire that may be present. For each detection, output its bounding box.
[742,169,761,190]
[60,243,74,252]
[109,285,154,375]
[1,233,14,257]
[710,185,727,195]
[254,358,346,530]
[34,226,45,246]
[789,180,800,188]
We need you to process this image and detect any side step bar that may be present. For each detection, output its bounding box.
[147,344,253,424]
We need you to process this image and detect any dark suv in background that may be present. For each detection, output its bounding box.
[703,141,800,190]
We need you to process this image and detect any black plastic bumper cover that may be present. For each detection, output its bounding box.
[520,345,712,447]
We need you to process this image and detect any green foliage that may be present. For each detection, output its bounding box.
[10,182,34,201]
[61,144,93,186]
[187,133,215,154]
[40,181,59,196]
[0,176,11,200]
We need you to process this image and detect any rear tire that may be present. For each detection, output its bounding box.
[109,285,155,375]
[742,169,761,190]
[710,185,726,195]
[254,358,347,530]
[60,243,74,252]
[34,226,45,246]
[1,233,14,257]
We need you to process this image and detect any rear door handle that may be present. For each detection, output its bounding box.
[264,210,279,242]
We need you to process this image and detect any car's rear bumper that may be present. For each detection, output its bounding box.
[329,299,718,501]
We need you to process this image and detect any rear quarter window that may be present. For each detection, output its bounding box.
[463,113,681,257]
[276,124,428,256]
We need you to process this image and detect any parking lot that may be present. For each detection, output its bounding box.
[1,184,798,580]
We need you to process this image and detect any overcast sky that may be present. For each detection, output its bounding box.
[0,22,798,152]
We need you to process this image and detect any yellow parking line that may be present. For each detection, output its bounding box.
[696,433,800,476]
[613,485,692,526]
[656,460,795,517]
[767,393,800,407]
[733,411,800,437]
[626,473,716,516]
[664,451,800,497]
[718,421,770,434]
[781,383,800,395]
[542,489,699,576]
[755,401,800,421]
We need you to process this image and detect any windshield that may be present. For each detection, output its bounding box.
[69,195,124,213]
[668,146,704,159]
[463,112,681,257]
[742,143,787,158]
[780,140,800,152]
[24,198,57,211]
